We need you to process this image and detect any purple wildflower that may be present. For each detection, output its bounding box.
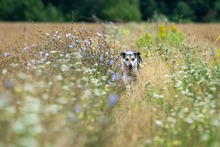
[109,93,119,107]
[109,58,114,65]
[112,73,121,81]
[75,39,79,43]
[3,52,10,57]
[83,40,87,46]
[83,47,87,51]
[69,43,75,48]
[24,47,28,52]
[65,53,69,58]
[5,81,13,88]
[100,56,103,62]
[74,104,82,113]
[45,53,49,57]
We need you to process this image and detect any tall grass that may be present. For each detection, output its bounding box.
[0,24,124,147]
[0,23,220,147]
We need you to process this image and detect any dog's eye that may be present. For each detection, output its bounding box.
[125,58,129,61]
[132,58,135,61]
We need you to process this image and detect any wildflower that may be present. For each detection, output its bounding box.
[24,47,28,52]
[27,63,32,67]
[75,39,79,43]
[5,81,13,88]
[70,114,78,123]
[45,53,49,57]
[41,58,46,62]
[40,51,43,56]
[74,105,81,113]
[57,35,61,40]
[80,27,84,31]
[66,33,71,38]
[69,43,75,48]
[112,73,121,81]
[105,52,109,55]
[83,47,87,51]
[100,56,103,62]
[65,53,69,59]
[89,38,93,45]
[155,120,164,126]
[127,76,132,81]
[99,116,108,125]
[3,52,10,57]
[109,58,114,65]
[83,40,87,46]
[60,64,68,72]
[31,44,35,48]
[108,93,119,107]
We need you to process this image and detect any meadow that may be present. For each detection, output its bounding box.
[0,22,220,147]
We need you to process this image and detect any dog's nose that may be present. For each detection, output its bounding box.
[129,64,132,68]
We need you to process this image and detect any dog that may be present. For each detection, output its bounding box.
[121,50,142,89]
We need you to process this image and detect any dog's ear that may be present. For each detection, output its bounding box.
[133,52,140,55]
[135,52,142,64]
[121,52,126,58]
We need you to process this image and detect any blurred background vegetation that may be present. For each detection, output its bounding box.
[0,0,220,22]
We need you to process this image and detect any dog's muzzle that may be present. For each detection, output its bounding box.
[128,64,132,69]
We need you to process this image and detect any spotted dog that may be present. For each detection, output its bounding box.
[121,50,142,90]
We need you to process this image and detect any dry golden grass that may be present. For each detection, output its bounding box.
[0,22,219,146]
[177,24,220,48]
[0,22,103,51]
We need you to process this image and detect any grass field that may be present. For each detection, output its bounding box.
[0,22,220,147]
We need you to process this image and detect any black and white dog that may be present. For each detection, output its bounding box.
[121,50,142,87]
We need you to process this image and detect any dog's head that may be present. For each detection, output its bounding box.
[121,50,142,70]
